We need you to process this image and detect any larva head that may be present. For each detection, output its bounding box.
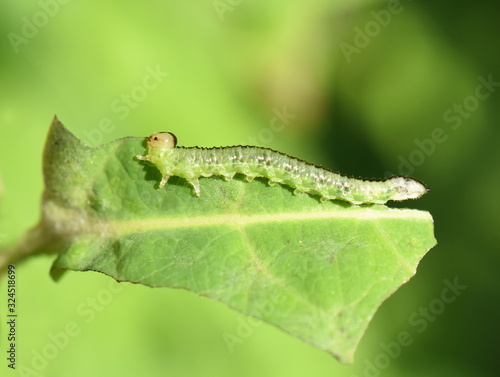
[147,132,178,151]
[388,177,428,201]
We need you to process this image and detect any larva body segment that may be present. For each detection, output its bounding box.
[136,132,428,205]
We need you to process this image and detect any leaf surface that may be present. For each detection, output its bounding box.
[42,118,436,362]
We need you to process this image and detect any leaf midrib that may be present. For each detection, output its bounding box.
[108,208,431,235]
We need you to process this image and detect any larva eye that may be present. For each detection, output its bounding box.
[147,132,177,150]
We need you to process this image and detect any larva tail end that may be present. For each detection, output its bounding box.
[389,177,428,201]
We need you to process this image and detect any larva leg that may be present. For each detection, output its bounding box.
[159,176,170,188]
[319,196,330,203]
[293,188,305,196]
[186,178,201,197]
[136,154,150,161]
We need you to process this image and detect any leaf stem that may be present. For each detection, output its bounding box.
[0,222,61,276]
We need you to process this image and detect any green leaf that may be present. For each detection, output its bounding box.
[35,118,437,362]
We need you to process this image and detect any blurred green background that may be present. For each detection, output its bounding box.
[0,0,498,376]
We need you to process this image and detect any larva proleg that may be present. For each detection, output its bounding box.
[135,132,428,205]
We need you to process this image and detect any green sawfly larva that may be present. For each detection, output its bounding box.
[136,132,428,205]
